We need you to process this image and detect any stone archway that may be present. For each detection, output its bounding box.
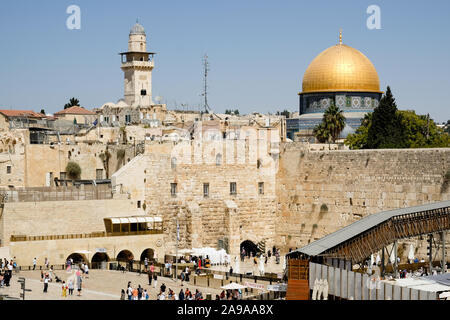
[117,250,134,262]
[91,252,110,269]
[240,240,259,258]
[66,253,87,265]
[140,248,155,262]
[117,249,135,271]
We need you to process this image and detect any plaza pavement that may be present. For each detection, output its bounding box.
[0,269,224,300]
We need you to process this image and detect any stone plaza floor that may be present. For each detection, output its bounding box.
[0,269,224,300]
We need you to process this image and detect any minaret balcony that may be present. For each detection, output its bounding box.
[121,60,154,69]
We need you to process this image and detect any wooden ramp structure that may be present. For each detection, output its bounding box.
[286,259,310,300]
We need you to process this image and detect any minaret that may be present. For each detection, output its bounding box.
[120,21,155,106]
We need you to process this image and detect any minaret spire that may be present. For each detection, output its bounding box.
[339,28,343,45]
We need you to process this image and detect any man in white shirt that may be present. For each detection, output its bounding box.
[33,258,37,270]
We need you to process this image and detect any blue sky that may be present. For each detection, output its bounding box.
[0,0,449,122]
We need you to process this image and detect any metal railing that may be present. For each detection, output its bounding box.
[0,185,112,203]
[10,229,163,242]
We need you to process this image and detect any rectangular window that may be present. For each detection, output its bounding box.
[171,183,177,197]
[230,182,237,195]
[137,200,141,208]
[96,169,103,180]
[125,115,131,123]
[203,183,209,198]
[6,166,11,174]
[258,182,264,195]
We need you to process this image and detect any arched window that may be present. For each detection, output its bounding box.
[216,154,222,166]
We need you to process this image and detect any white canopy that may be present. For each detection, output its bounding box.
[107,216,161,224]
[221,282,247,290]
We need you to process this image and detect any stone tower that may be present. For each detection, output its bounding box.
[120,22,155,107]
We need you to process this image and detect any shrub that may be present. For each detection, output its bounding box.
[66,161,81,180]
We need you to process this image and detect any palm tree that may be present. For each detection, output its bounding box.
[313,123,330,143]
[323,104,346,143]
[64,97,80,109]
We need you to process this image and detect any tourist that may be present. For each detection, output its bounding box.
[153,273,158,288]
[137,285,143,300]
[215,294,220,300]
[0,270,4,287]
[147,269,152,285]
[160,282,166,293]
[40,270,44,282]
[68,279,74,295]
[43,274,49,293]
[144,258,148,272]
[120,289,126,300]
[159,290,166,300]
[229,266,233,276]
[62,281,68,298]
[33,257,37,270]
[84,264,89,278]
[132,287,138,300]
[44,258,49,269]
[127,283,133,300]
[179,288,185,300]
[76,271,82,296]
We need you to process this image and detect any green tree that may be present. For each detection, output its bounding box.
[276,110,290,118]
[345,103,450,149]
[313,123,330,143]
[398,110,450,148]
[40,109,46,115]
[64,97,80,109]
[367,86,405,148]
[313,103,346,143]
[66,161,81,180]
[234,109,240,115]
[345,113,372,149]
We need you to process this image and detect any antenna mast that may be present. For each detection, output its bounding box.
[202,54,211,113]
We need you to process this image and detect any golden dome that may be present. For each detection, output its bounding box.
[301,43,381,94]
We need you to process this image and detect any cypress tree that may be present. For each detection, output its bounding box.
[367,86,405,148]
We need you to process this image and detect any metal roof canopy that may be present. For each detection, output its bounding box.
[288,200,450,258]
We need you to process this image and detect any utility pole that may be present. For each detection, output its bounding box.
[202,54,211,113]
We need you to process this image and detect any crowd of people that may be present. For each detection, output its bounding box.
[0,258,17,287]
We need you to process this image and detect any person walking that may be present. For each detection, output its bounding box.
[153,273,158,288]
[147,269,152,286]
[127,284,133,300]
[179,288,185,300]
[43,275,49,293]
[62,281,68,298]
[160,282,166,293]
[144,258,148,272]
[137,285,142,300]
[33,258,37,270]
[76,271,82,296]
[120,289,126,300]
[68,279,74,296]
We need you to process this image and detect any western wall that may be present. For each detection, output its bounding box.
[276,143,450,257]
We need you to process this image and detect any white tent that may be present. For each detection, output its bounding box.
[408,244,415,262]
[370,254,374,266]
[221,282,247,290]
[376,254,381,266]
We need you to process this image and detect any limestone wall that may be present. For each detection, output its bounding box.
[276,143,450,253]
